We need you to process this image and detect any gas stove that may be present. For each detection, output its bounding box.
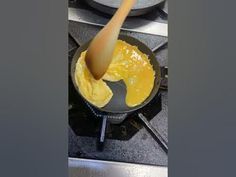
[68,0,168,167]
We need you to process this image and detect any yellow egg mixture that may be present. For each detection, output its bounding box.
[74,40,155,108]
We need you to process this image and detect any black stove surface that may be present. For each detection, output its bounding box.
[68,0,168,166]
[68,90,168,166]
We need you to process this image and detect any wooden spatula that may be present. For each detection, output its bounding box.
[85,0,137,80]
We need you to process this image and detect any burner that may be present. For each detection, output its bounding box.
[85,102,128,124]
[69,74,162,140]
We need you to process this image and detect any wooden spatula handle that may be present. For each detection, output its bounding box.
[109,0,137,27]
[85,0,137,80]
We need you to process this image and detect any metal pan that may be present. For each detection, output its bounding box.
[84,0,165,16]
[71,35,161,113]
[70,34,168,152]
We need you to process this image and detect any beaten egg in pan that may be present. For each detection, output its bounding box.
[74,40,155,108]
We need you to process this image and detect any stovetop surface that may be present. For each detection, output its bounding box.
[68,0,168,166]
[68,91,168,166]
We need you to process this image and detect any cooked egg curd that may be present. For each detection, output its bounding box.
[74,40,155,108]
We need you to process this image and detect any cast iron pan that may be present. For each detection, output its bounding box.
[70,34,168,152]
[84,0,165,16]
[71,35,161,113]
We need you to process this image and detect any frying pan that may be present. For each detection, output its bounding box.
[84,0,165,16]
[70,34,168,152]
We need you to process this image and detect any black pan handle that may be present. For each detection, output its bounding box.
[160,66,168,91]
[138,113,168,154]
[152,41,168,91]
[97,116,108,151]
[152,41,168,53]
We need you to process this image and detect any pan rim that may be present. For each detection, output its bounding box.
[84,0,165,15]
[70,34,161,114]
